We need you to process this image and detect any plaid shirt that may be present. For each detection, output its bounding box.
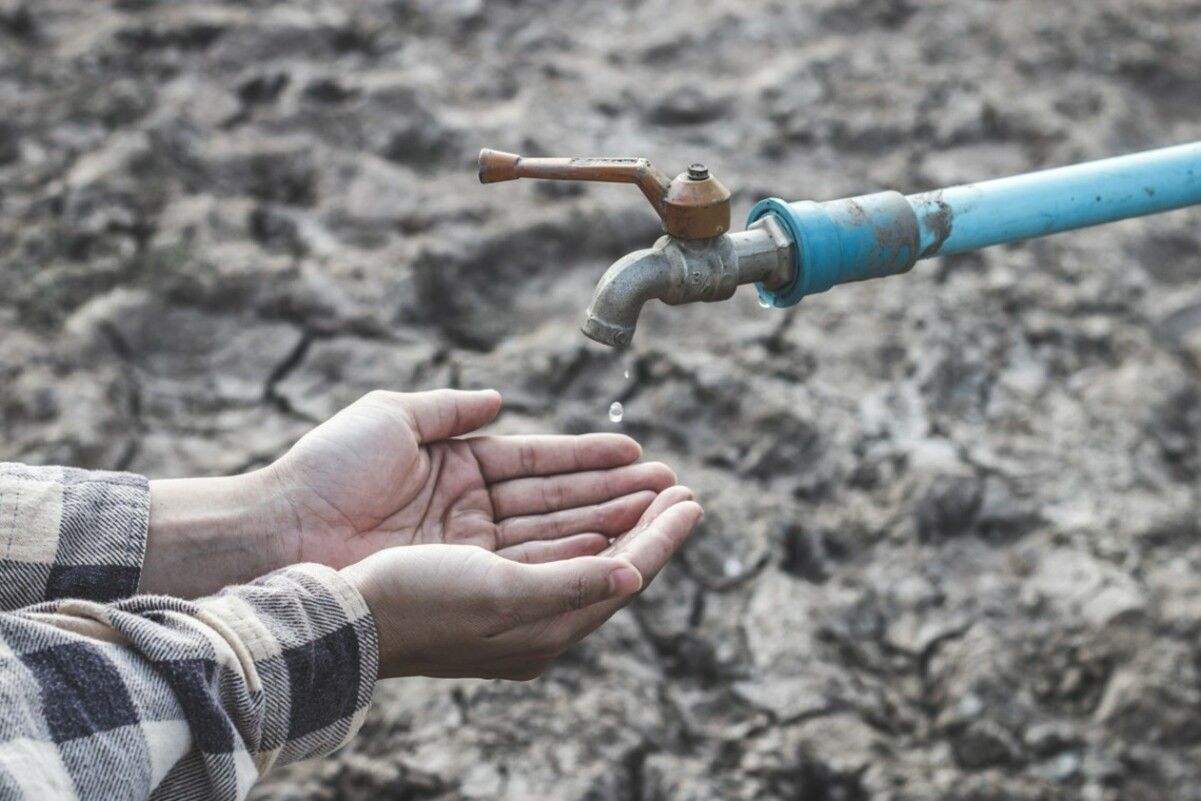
[0,463,379,800]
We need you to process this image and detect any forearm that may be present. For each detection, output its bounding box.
[0,462,148,609]
[143,470,295,598]
[0,565,378,799]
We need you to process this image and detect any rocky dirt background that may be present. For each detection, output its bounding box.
[3,0,1201,798]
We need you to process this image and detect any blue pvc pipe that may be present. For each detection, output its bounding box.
[750,141,1201,307]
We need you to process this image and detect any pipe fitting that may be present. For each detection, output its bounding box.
[749,191,920,308]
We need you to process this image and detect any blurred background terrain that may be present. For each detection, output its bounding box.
[2,0,1201,798]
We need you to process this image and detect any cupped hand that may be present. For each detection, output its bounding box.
[341,488,703,680]
[268,390,677,570]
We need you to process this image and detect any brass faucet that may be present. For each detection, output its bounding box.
[477,149,793,348]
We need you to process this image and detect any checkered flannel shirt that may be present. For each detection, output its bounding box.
[0,463,379,800]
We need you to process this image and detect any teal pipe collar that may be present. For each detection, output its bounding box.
[749,191,921,308]
[746,198,812,307]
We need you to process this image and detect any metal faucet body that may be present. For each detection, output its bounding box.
[582,217,793,347]
[479,142,1201,348]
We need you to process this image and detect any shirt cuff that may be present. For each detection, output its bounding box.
[198,563,379,771]
[0,463,149,607]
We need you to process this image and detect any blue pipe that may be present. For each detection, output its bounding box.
[750,142,1201,307]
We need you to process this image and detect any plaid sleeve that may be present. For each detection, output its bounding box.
[0,563,378,800]
[0,463,149,609]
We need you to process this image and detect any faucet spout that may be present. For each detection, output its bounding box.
[581,246,675,348]
[581,217,794,348]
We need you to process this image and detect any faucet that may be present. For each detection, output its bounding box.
[479,142,1201,349]
[477,149,794,347]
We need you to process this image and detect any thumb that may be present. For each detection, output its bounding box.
[402,389,502,442]
[505,557,643,623]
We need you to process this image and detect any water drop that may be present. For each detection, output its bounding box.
[608,401,624,423]
[1048,752,1081,782]
[723,557,743,577]
[957,693,984,718]
[623,369,630,379]
[758,296,772,308]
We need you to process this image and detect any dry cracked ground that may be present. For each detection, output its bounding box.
[3,0,1201,799]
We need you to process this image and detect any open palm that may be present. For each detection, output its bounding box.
[269,390,676,569]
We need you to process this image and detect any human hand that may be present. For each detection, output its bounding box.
[269,389,675,567]
[143,390,675,598]
[341,488,703,680]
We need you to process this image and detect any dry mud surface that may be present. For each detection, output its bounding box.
[3,1,1201,799]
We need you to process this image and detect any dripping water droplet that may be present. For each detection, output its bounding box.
[623,369,630,379]
[758,296,771,308]
[608,401,624,423]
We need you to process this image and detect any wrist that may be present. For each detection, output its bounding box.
[338,561,391,678]
[341,557,425,680]
[142,470,296,597]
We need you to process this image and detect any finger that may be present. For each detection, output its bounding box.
[602,485,695,556]
[393,389,502,443]
[468,433,642,483]
[497,533,609,564]
[540,501,703,644]
[610,500,703,583]
[494,557,643,627]
[490,462,676,519]
[496,490,657,548]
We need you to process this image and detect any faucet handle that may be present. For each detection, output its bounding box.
[478,148,731,240]
[478,150,663,187]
